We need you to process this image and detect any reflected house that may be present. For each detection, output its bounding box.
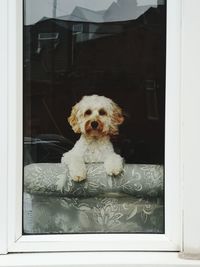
[24,19,73,80]
[24,2,166,164]
[59,0,150,22]
[24,0,164,78]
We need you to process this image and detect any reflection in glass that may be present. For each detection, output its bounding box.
[23,0,166,234]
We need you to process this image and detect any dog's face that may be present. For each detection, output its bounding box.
[68,95,124,137]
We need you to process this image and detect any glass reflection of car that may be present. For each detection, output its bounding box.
[24,134,73,165]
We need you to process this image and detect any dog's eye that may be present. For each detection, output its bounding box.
[84,109,92,116]
[99,109,107,116]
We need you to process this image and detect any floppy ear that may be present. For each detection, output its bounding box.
[109,101,124,136]
[68,103,81,133]
[112,102,124,126]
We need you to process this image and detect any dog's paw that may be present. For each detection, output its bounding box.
[69,164,87,182]
[72,175,86,182]
[61,153,87,182]
[104,154,123,176]
[105,163,123,176]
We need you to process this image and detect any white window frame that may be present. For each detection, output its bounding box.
[1,0,200,265]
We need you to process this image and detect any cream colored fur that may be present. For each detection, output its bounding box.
[59,95,124,187]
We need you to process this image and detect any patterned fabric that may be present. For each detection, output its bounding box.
[23,163,164,234]
[24,163,163,198]
[23,193,164,234]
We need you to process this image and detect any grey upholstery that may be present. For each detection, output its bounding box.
[23,163,164,234]
[24,163,163,197]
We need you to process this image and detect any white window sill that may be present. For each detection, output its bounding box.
[0,252,200,267]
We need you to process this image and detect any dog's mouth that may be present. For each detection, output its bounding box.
[85,120,105,136]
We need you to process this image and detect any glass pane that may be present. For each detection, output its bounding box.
[23,0,166,234]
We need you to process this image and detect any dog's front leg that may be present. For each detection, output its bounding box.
[104,153,124,176]
[61,152,87,182]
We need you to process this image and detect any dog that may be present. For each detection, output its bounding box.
[60,94,124,184]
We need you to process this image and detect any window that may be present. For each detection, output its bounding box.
[1,0,200,265]
[145,80,160,120]
[37,32,59,54]
[23,0,166,235]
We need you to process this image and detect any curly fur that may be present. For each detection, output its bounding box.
[58,95,124,187]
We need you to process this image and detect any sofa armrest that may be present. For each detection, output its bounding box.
[24,163,163,198]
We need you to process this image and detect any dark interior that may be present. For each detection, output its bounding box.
[23,5,166,165]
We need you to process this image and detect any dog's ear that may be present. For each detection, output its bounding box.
[112,102,124,126]
[109,101,124,135]
[68,103,81,133]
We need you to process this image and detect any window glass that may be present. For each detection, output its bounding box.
[23,0,166,234]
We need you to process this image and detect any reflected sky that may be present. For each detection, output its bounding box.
[24,0,164,25]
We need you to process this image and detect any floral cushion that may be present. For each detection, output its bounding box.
[23,193,164,234]
[24,163,163,198]
[23,163,164,234]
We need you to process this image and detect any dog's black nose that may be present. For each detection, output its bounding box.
[91,121,99,129]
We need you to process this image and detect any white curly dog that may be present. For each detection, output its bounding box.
[61,94,124,184]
